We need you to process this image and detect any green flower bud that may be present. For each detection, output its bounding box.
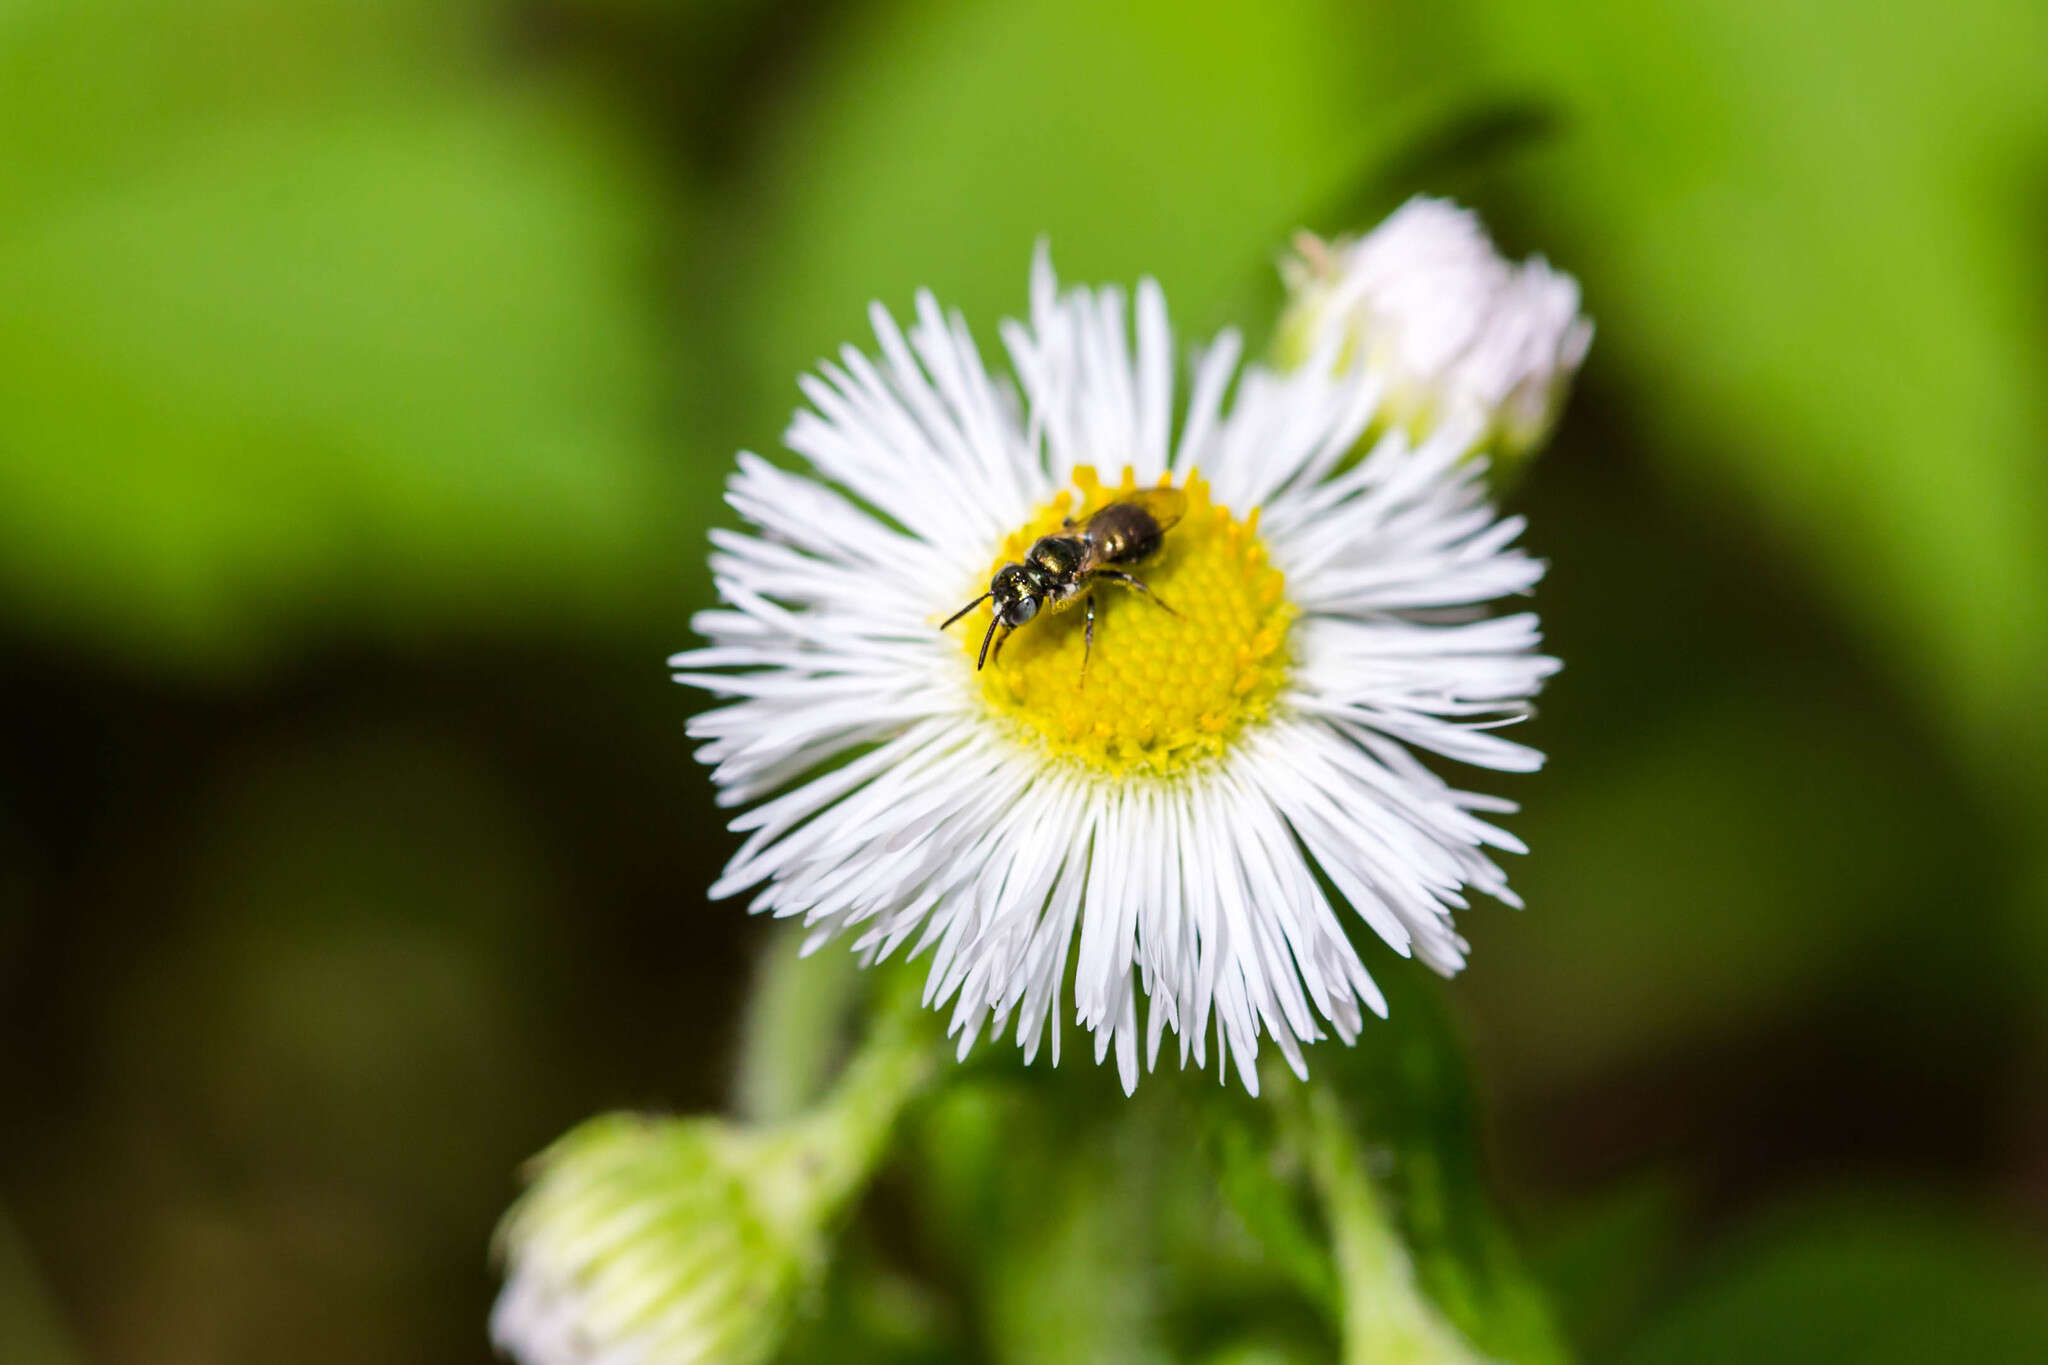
[492,1003,934,1365]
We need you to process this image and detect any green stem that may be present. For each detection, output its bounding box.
[801,977,940,1214]
[741,967,940,1246]
[1286,1084,1488,1365]
[733,928,864,1124]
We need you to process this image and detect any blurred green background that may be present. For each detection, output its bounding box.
[4,0,2047,1361]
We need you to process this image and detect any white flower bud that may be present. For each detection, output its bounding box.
[1277,197,1592,464]
[490,1115,818,1365]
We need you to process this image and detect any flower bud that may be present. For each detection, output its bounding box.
[1277,197,1591,467]
[490,1114,819,1365]
[491,998,935,1365]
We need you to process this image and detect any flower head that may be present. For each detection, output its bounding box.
[1277,197,1592,462]
[491,1115,815,1365]
[673,247,1560,1093]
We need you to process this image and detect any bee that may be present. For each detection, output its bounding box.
[942,487,1185,670]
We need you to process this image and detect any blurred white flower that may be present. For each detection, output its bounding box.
[673,248,1559,1094]
[1278,197,1592,461]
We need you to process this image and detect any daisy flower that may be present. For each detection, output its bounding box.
[1279,196,1593,462]
[672,240,1569,1094]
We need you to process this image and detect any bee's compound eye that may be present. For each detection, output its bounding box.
[1009,596,1040,624]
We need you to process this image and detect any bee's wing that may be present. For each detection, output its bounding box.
[1107,486,1186,533]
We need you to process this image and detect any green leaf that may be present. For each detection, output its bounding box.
[0,0,689,671]
[1477,680,2005,1087]
[913,1079,1177,1365]
[729,0,1450,425]
[1302,960,1571,1365]
[1206,1101,1340,1318]
[1525,1178,1687,1359]
[1616,1195,2048,1365]
[781,1234,960,1365]
[894,958,1563,1363]
[904,1058,1358,1365]
[1453,0,2048,790]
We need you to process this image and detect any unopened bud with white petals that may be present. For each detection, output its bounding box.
[1277,197,1591,467]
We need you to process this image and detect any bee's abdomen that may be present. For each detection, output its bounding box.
[1085,504,1166,563]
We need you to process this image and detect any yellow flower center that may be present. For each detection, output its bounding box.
[961,466,1293,777]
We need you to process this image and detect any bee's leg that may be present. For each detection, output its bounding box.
[1080,593,1096,681]
[1096,570,1177,616]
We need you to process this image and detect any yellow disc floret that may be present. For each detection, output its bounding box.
[962,466,1293,777]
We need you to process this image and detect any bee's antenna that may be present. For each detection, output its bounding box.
[941,593,990,632]
[977,617,1001,670]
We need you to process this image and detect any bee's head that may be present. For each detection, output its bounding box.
[940,561,1055,671]
[990,563,1049,627]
